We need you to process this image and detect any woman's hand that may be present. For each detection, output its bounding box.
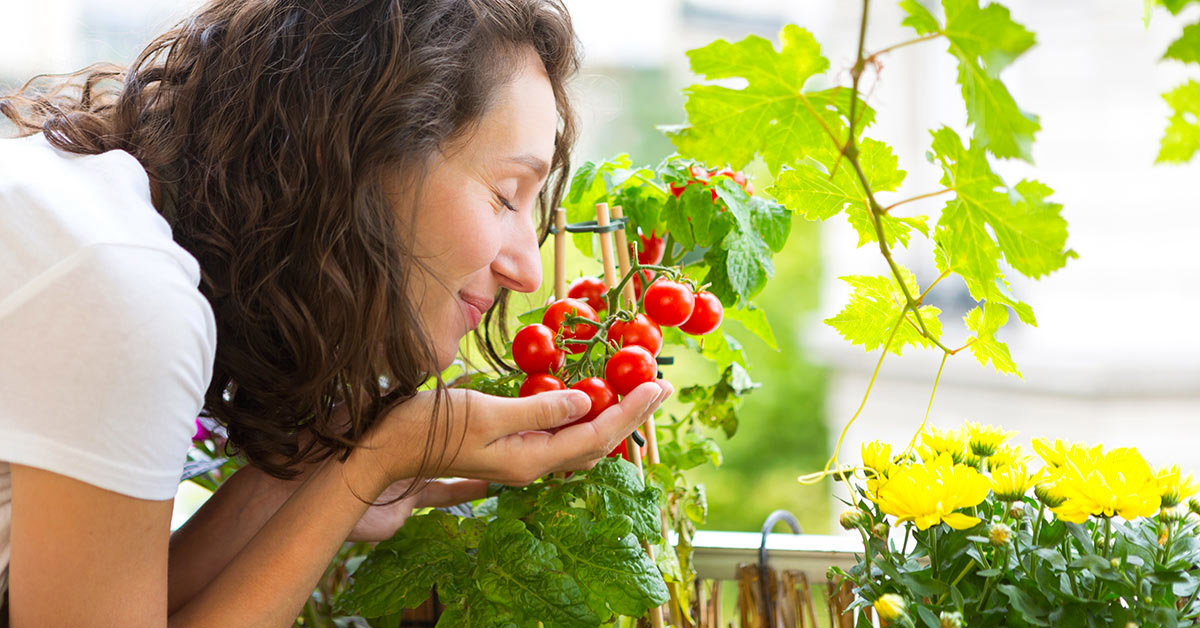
[346,477,489,542]
[363,379,673,488]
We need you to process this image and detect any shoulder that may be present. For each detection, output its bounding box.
[0,242,216,500]
[0,133,201,290]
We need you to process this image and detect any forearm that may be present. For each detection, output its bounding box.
[167,464,303,614]
[168,446,391,627]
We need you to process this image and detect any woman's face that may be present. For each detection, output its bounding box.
[395,48,557,372]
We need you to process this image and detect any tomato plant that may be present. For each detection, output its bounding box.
[678,290,724,336]
[542,298,599,354]
[607,313,663,356]
[567,377,618,424]
[604,346,658,396]
[642,280,695,327]
[518,373,566,397]
[567,276,608,312]
[511,323,564,374]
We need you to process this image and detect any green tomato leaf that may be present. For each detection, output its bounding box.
[473,518,598,627]
[723,302,779,351]
[901,0,1040,160]
[572,457,664,544]
[336,511,479,618]
[1158,80,1200,163]
[564,155,657,257]
[541,512,670,619]
[666,26,871,173]
[824,267,944,356]
[964,302,1021,377]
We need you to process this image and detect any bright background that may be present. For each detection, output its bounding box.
[5,0,1199,536]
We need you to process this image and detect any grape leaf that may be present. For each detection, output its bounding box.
[964,302,1021,377]
[1164,22,1200,64]
[665,25,871,173]
[541,513,670,620]
[932,241,1036,328]
[336,511,481,617]
[1157,80,1200,163]
[768,138,924,249]
[824,267,944,356]
[929,127,1074,300]
[901,0,1040,161]
[473,518,598,627]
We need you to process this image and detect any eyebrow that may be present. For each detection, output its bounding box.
[507,153,551,181]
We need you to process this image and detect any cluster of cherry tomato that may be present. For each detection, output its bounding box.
[512,260,725,461]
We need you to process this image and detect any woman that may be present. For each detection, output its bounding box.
[0,0,672,625]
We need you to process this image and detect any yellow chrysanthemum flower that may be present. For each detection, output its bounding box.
[921,426,967,463]
[1032,438,1102,469]
[873,593,907,624]
[861,440,892,478]
[872,453,991,530]
[965,421,1015,457]
[986,444,1029,472]
[991,461,1032,501]
[1034,471,1067,508]
[1051,446,1160,523]
[1156,465,1200,508]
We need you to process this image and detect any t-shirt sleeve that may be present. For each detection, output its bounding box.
[0,243,216,500]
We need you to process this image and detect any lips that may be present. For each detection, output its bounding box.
[459,292,494,330]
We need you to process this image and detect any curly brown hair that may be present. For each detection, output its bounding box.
[0,0,579,483]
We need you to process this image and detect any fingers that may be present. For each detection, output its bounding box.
[503,389,591,432]
[415,478,491,508]
[547,380,673,470]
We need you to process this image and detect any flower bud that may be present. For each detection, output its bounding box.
[1008,503,1025,520]
[873,594,907,625]
[840,508,868,531]
[1160,504,1188,523]
[1125,623,1139,628]
[1189,498,1200,516]
[872,522,890,539]
[940,611,964,628]
[1110,558,1121,569]
[988,522,1012,546]
[1034,482,1066,508]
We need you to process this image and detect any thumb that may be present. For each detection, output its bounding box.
[514,389,591,432]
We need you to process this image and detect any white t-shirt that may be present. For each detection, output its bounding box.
[0,133,217,599]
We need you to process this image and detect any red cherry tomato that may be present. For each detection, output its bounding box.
[678,291,724,336]
[543,298,599,354]
[512,324,565,374]
[608,428,647,461]
[643,280,696,327]
[605,345,658,396]
[669,165,712,199]
[635,230,665,265]
[606,313,663,356]
[567,377,618,425]
[567,276,608,313]
[519,373,566,397]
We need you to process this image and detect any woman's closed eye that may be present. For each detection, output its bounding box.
[495,193,518,213]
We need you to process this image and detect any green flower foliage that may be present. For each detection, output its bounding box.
[1156,3,1200,162]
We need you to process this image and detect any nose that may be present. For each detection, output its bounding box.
[491,214,542,293]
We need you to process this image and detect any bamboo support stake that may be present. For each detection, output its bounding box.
[554,208,567,300]
[596,202,665,628]
[610,205,637,306]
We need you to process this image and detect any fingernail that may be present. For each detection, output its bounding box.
[562,390,591,419]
